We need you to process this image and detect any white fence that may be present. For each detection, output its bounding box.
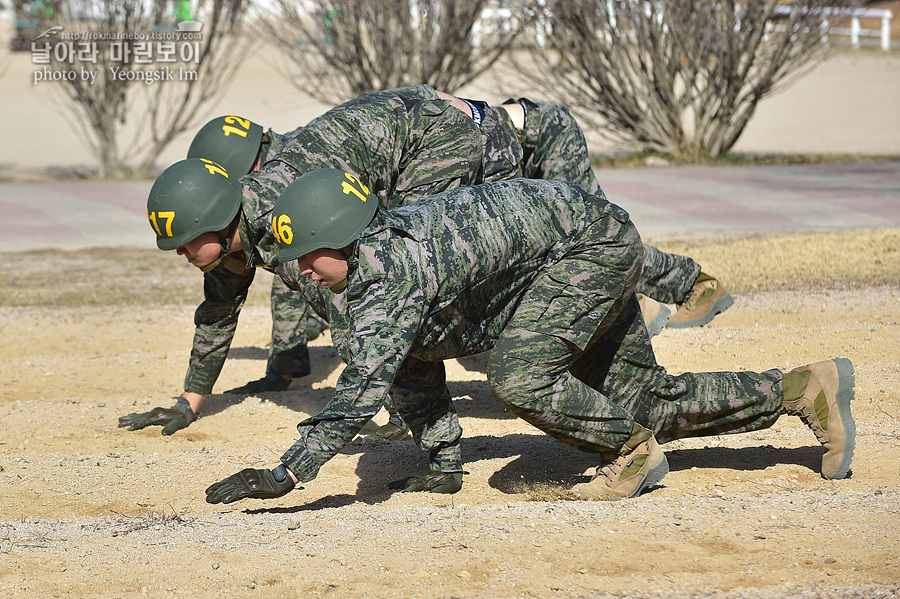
[477,3,894,52]
[771,6,893,50]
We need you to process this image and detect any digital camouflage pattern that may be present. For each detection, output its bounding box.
[181,126,313,394]
[184,85,703,397]
[181,124,306,393]
[275,179,784,483]
[183,85,520,395]
[256,94,701,390]
[256,126,316,380]
[267,275,312,377]
[492,98,702,304]
[185,254,259,395]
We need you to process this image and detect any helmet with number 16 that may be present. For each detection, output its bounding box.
[188,115,264,176]
[273,168,378,262]
[147,158,242,251]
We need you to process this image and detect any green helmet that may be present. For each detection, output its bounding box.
[273,168,378,262]
[187,115,264,176]
[147,158,242,251]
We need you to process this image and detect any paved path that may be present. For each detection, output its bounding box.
[1,161,898,252]
[597,161,900,239]
[0,180,156,252]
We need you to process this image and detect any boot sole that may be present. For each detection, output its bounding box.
[644,303,672,338]
[667,293,734,329]
[627,452,669,498]
[828,357,856,480]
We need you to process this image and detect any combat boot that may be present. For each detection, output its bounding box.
[572,424,669,500]
[373,411,410,441]
[667,273,734,328]
[782,358,856,480]
[638,294,672,338]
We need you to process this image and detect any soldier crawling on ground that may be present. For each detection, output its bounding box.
[196,169,855,503]
[120,85,731,439]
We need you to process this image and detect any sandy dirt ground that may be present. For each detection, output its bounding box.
[1,10,900,598]
[1,229,898,598]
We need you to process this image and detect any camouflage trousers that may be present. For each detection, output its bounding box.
[637,245,702,304]
[489,200,783,452]
[389,356,463,473]
[496,98,702,305]
[570,295,783,446]
[397,200,783,470]
[268,275,312,378]
[281,275,460,471]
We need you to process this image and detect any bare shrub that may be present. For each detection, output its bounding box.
[30,0,253,177]
[515,0,859,160]
[258,0,534,103]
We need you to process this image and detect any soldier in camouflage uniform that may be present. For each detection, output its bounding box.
[492,97,733,329]
[169,115,330,398]
[119,85,520,437]
[203,169,857,504]
[188,116,329,396]
[120,85,722,438]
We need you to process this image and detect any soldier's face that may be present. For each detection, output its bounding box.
[176,233,221,269]
[296,249,349,291]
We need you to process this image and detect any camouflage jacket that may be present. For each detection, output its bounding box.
[183,85,521,395]
[276,179,612,481]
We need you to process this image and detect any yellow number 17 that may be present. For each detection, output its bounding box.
[149,210,175,237]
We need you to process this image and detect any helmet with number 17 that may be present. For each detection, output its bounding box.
[273,169,378,263]
[147,158,242,251]
[187,115,264,176]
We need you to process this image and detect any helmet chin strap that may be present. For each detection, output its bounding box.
[328,244,356,293]
[200,218,240,273]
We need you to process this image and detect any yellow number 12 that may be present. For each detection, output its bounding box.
[341,172,370,202]
[222,115,251,138]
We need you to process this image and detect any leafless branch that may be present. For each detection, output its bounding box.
[30,0,254,177]
[109,505,196,537]
[514,0,859,160]
[257,0,534,103]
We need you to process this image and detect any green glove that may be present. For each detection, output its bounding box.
[118,398,196,436]
[205,465,296,504]
[224,373,292,395]
[392,470,463,494]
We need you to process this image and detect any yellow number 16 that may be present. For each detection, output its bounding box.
[272,213,293,245]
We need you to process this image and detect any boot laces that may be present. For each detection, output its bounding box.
[682,280,714,310]
[594,452,633,483]
[681,284,701,310]
[794,404,827,444]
